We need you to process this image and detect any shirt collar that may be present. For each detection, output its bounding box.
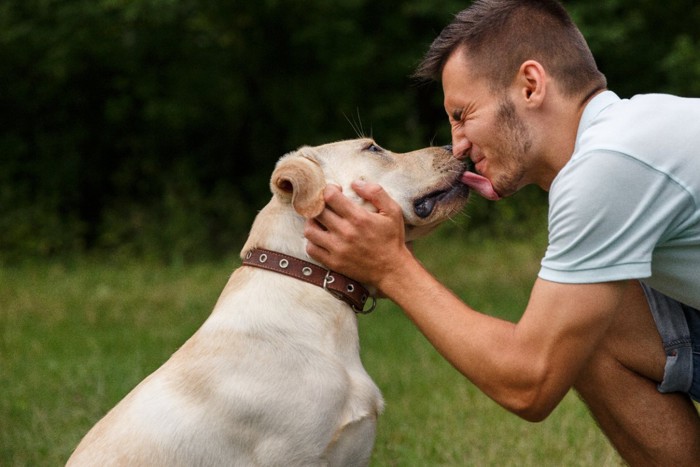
[575,90,620,151]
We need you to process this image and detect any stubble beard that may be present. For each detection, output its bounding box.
[492,97,532,197]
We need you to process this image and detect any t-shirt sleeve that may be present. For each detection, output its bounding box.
[539,150,690,284]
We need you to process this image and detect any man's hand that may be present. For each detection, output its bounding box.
[304,180,412,290]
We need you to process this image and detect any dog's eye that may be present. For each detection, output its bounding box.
[364,143,383,153]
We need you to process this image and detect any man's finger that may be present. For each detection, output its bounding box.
[304,218,330,247]
[351,180,401,216]
[304,234,331,264]
[322,184,363,219]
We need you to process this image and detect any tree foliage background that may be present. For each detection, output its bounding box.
[1,0,699,263]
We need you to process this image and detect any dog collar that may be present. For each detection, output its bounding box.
[242,248,376,314]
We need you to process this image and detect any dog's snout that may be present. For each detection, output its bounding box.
[442,144,453,153]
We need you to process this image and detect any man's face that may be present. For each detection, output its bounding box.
[442,48,533,198]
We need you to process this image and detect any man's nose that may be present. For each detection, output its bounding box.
[451,137,471,160]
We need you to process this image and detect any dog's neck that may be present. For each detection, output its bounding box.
[241,198,310,260]
[240,198,376,313]
[241,248,374,313]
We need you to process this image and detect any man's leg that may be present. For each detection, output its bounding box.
[574,281,700,466]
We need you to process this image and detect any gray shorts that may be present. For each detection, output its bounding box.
[641,283,700,401]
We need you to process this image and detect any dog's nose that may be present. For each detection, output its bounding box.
[443,144,453,153]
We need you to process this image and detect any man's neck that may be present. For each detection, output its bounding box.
[535,88,607,191]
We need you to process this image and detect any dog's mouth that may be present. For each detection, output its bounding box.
[413,181,469,219]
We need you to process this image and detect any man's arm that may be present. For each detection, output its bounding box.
[384,263,625,421]
[305,182,627,421]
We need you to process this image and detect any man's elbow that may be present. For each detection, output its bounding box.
[510,400,556,423]
[499,383,563,422]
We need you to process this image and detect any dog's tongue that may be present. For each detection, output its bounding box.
[461,171,501,201]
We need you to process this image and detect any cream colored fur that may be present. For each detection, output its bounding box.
[67,139,468,467]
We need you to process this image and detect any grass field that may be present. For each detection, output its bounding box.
[1,229,621,466]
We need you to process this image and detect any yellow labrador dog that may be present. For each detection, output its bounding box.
[67,138,469,467]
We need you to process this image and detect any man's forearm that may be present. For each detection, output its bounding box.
[378,254,574,421]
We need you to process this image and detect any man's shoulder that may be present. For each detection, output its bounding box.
[550,149,653,205]
[579,93,700,152]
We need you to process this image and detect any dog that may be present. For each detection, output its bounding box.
[67,138,469,466]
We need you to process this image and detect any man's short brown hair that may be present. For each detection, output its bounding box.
[414,0,606,97]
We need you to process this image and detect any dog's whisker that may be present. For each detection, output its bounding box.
[343,108,367,138]
[429,133,439,147]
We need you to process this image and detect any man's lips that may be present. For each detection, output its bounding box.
[460,170,501,201]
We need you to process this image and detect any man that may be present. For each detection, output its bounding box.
[304,0,700,464]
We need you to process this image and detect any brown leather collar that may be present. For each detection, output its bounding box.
[242,248,376,314]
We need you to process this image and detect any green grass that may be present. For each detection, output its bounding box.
[1,231,619,466]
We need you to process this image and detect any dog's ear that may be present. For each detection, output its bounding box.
[271,151,326,218]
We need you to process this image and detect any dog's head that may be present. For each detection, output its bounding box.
[270,138,469,241]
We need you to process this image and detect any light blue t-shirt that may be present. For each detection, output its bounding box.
[539,91,700,309]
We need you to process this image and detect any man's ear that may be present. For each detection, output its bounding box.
[270,150,325,218]
[517,60,547,107]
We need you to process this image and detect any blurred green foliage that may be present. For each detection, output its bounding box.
[1,0,698,262]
